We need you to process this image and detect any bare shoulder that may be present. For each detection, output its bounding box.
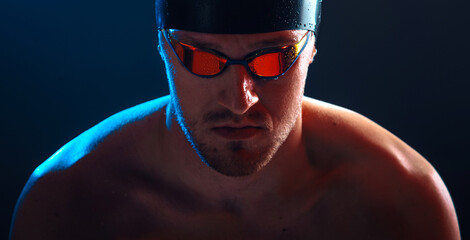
[301,97,460,239]
[10,96,171,240]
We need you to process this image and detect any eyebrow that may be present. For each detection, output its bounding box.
[252,37,300,49]
[174,35,222,50]
[172,33,302,51]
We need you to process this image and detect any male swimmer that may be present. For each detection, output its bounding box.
[10,0,460,239]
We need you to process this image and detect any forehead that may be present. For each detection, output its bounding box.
[168,29,308,50]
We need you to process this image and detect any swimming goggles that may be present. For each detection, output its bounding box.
[162,29,310,79]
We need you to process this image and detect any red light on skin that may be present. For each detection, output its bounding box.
[212,127,263,140]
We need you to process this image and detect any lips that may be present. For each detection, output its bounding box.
[211,126,263,140]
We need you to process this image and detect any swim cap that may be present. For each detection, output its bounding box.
[155,0,322,35]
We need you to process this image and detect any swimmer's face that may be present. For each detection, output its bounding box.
[159,29,316,176]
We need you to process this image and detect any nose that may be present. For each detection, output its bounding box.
[217,65,259,115]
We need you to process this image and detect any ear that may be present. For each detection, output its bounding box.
[156,30,173,78]
[157,44,162,55]
[307,32,317,64]
[309,34,317,64]
[156,30,168,61]
[309,47,317,64]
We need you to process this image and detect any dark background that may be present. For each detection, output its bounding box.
[1,0,468,238]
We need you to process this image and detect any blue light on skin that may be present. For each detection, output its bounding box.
[163,55,210,167]
[158,30,211,168]
[9,96,170,239]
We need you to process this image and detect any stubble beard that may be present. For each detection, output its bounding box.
[178,106,301,177]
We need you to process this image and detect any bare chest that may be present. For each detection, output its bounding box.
[80,179,384,240]
[89,188,307,239]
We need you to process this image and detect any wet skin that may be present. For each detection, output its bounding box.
[10,30,460,239]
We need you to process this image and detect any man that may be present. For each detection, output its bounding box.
[10,0,460,239]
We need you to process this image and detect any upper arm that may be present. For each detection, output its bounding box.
[11,97,170,239]
[301,97,460,239]
[361,149,460,239]
[401,169,461,239]
[10,172,74,240]
[10,167,110,240]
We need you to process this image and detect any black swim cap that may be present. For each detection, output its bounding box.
[155,0,322,35]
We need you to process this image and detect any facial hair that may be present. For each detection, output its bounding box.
[176,104,301,177]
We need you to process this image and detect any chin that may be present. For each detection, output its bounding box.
[204,152,272,177]
[193,138,280,177]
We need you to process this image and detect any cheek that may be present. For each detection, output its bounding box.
[171,72,217,119]
[161,42,212,106]
[260,76,305,130]
[257,53,310,130]
[263,58,307,106]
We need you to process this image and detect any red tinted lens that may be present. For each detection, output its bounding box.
[171,38,227,76]
[189,49,226,76]
[248,47,297,77]
[167,30,308,78]
[248,32,308,78]
[248,52,284,77]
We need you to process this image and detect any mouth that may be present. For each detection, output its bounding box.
[211,126,264,140]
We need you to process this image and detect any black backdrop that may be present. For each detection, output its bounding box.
[1,0,468,238]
